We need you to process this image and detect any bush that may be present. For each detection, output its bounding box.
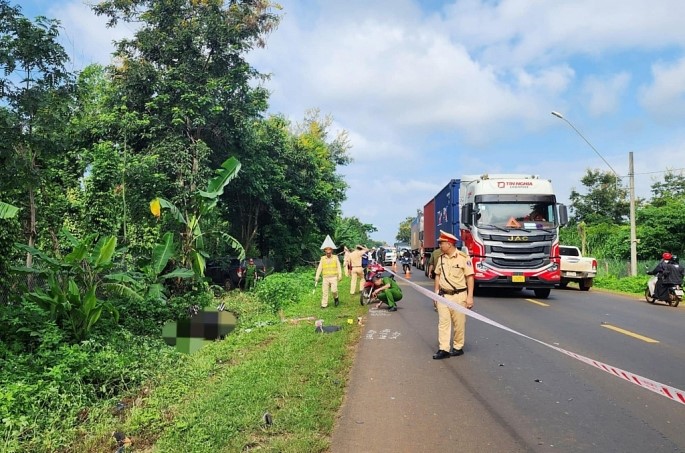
[594,274,649,294]
[254,270,314,313]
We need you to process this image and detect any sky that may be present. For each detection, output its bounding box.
[18,0,685,244]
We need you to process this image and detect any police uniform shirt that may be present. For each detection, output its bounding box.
[434,249,474,291]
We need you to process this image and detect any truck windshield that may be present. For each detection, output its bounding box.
[475,201,557,229]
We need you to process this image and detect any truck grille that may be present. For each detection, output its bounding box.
[484,240,552,269]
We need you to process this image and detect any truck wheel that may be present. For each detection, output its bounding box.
[579,279,592,291]
[644,288,655,304]
[533,288,551,299]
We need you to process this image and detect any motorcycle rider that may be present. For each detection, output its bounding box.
[647,252,683,300]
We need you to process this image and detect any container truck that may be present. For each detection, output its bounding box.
[417,175,568,296]
[422,198,436,276]
[410,213,423,269]
[459,174,568,298]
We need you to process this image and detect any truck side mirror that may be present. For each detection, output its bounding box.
[558,204,568,226]
[461,204,473,226]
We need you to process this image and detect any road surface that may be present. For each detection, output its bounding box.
[330,269,685,452]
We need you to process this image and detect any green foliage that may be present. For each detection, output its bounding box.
[333,216,378,252]
[0,328,180,451]
[594,274,649,294]
[154,157,245,278]
[569,169,629,224]
[253,271,314,313]
[13,234,120,342]
[636,197,685,258]
[0,201,19,219]
[396,215,413,243]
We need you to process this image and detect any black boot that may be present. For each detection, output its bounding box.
[334,297,339,307]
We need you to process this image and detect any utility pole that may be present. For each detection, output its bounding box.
[629,152,637,276]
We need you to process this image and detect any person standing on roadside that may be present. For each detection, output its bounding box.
[349,245,367,295]
[315,236,343,308]
[342,246,352,277]
[432,230,474,360]
[244,258,257,290]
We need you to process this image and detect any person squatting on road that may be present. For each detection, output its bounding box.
[349,244,368,295]
[371,273,403,312]
[315,235,343,308]
[432,230,475,360]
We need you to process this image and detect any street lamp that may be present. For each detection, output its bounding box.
[551,111,638,276]
[551,111,620,177]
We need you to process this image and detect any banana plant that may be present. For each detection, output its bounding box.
[0,201,19,219]
[14,234,120,342]
[150,157,245,279]
[106,231,194,302]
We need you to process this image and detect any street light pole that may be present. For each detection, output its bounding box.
[629,152,637,276]
[551,111,638,276]
[551,111,621,177]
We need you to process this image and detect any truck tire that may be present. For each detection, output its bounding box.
[579,279,592,291]
[533,288,551,299]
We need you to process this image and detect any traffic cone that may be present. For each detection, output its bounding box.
[392,261,397,272]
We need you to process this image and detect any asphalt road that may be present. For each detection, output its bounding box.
[330,268,685,453]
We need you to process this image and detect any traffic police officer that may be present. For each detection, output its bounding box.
[432,230,475,360]
[315,235,343,308]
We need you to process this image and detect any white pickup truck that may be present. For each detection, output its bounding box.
[559,245,597,291]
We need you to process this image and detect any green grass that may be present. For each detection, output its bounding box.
[68,270,368,452]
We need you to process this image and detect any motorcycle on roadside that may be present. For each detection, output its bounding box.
[644,263,683,307]
[360,262,389,305]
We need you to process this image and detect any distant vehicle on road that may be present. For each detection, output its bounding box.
[383,247,397,266]
[558,246,597,291]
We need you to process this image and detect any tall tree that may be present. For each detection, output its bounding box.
[649,170,685,207]
[0,1,75,264]
[395,216,413,243]
[569,169,629,225]
[92,0,280,216]
[224,111,350,264]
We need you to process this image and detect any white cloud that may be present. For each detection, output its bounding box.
[582,72,631,116]
[639,57,685,117]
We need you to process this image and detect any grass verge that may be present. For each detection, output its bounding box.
[70,270,369,452]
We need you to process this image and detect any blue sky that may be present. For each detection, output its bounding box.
[18,0,685,243]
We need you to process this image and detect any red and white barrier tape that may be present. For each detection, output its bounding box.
[392,272,685,406]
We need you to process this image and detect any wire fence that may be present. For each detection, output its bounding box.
[596,259,658,278]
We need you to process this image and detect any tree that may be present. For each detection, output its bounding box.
[0,2,76,263]
[649,170,685,207]
[569,169,629,224]
[636,197,685,259]
[332,216,377,251]
[224,111,350,265]
[395,216,413,243]
[92,0,280,216]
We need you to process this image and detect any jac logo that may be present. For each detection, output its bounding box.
[497,182,505,188]
[508,236,529,242]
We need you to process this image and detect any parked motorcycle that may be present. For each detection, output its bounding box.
[360,262,388,305]
[645,276,682,307]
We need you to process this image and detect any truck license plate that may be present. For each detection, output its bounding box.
[565,271,577,277]
[512,275,525,283]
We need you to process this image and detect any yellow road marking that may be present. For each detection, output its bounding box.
[601,324,659,343]
[525,298,549,307]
